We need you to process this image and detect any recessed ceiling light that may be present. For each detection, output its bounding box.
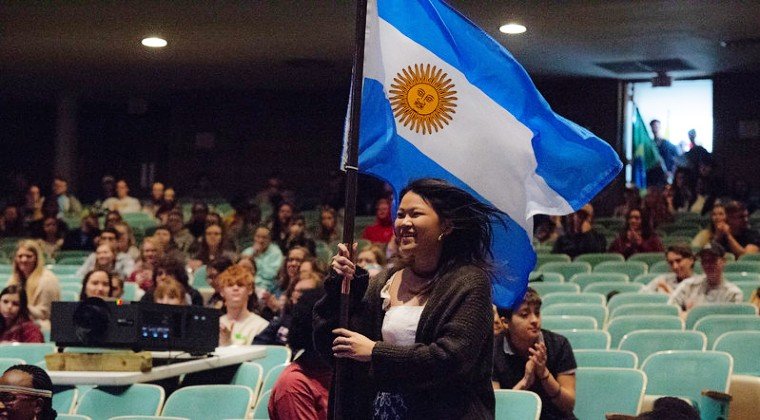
[499,23,526,35]
[141,37,167,48]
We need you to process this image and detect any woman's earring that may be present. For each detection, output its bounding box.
[438,233,444,241]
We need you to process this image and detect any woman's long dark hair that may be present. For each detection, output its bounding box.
[399,178,507,277]
[79,269,113,301]
[620,207,654,239]
[0,285,31,325]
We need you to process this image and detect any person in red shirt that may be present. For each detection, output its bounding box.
[362,198,394,244]
[269,288,331,420]
[0,285,43,343]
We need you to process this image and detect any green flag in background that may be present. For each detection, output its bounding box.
[632,106,664,188]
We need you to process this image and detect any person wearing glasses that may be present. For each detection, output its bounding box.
[0,364,56,420]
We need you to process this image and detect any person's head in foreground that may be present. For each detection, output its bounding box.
[395,178,505,276]
[497,287,542,345]
[154,276,186,306]
[0,364,56,420]
[218,265,254,311]
[665,244,695,281]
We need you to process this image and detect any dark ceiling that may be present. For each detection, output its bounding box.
[3,1,760,99]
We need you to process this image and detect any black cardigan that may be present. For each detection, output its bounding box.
[313,265,495,419]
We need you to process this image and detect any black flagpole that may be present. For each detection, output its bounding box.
[334,0,368,419]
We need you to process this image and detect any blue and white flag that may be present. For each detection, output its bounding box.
[348,0,622,308]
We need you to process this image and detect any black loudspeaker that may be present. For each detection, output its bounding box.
[51,299,220,355]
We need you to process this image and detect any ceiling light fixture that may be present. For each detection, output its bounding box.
[499,23,526,35]
[141,37,167,48]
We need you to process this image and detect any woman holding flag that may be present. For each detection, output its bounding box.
[314,178,503,419]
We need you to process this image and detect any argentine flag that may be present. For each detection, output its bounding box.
[352,0,622,308]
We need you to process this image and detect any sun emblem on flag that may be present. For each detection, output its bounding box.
[389,64,457,135]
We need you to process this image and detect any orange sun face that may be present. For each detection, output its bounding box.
[388,64,458,135]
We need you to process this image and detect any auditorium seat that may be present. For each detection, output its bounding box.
[528,271,565,283]
[570,273,628,291]
[554,330,610,350]
[162,385,252,420]
[609,303,679,320]
[74,384,165,419]
[684,303,758,329]
[575,367,646,420]
[542,315,597,331]
[252,389,272,420]
[0,357,25,373]
[574,252,624,268]
[738,253,760,262]
[530,282,578,297]
[230,361,264,407]
[257,346,291,380]
[539,262,591,282]
[542,292,605,308]
[607,292,669,315]
[713,331,760,376]
[593,261,648,279]
[542,304,608,329]
[573,349,637,368]
[261,363,288,395]
[52,387,78,415]
[0,343,55,364]
[584,282,643,296]
[723,261,760,274]
[494,389,541,420]
[628,252,665,267]
[535,254,571,270]
[618,330,706,363]
[50,265,80,276]
[606,315,684,348]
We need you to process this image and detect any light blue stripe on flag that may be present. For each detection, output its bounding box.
[352,0,622,308]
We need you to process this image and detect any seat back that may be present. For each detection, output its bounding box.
[542,304,608,330]
[162,385,253,420]
[731,279,760,302]
[231,361,264,401]
[684,303,758,329]
[632,273,660,285]
[606,315,684,348]
[607,292,669,315]
[252,389,272,420]
[723,261,760,274]
[713,330,760,376]
[618,330,706,363]
[261,363,289,395]
[528,272,565,283]
[739,253,760,262]
[0,357,26,373]
[257,345,292,379]
[609,303,679,319]
[554,329,610,350]
[57,415,93,420]
[52,387,79,415]
[628,252,665,268]
[594,261,648,278]
[75,384,165,419]
[542,292,605,308]
[0,343,56,364]
[494,389,541,420]
[192,265,208,289]
[641,350,733,402]
[573,350,637,368]
[50,265,81,276]
[540,262,592,280]
[574,252,625,268]
[529,282,578,296]
[575,367,646,420]
[694,315,760,347]
[570,273,629,291]
[649,260,671,274]
[584,282,642,296]
[535,253,571,269]
[541,315,597,330]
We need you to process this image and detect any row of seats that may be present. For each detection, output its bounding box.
[536,256,760,278]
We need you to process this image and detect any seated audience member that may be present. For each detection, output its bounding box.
[269,288,331,420]
[110,273,124,299]
[155,187,178,222]
[241,225,284,294]
[22,185,44,226]
[254,270,320,346]
[205,256,234,309]
[186,202,210,240]
[315,206,341,245]
[36,216,65,260]
[188,222,236,270]
[51,176,82,219]
[0,204,26,238]
[98,175,116,204]
[154,277,187,305]
[643,245,696,295]
[492,288,576,420]
[608,208,664,258]
[691,203,725,248]
[218,265,269,346]
[270,202,295,253]
[7,240,60,321]
[79,270,112,300]
[62,212,100,251]
[104,210,123,229]
[140,254,204,306]
[224,198,262,246]
[27,199,68,241]
[552,204,606,259]
[715,201,760,258]
[492,304,506,337]
[261,246,311,320]
[613,185,641,218]
[0,364,57,420]
[670,168,694,212]
[129,237,162,291]
[0,285,43,343]
[142,182,165,217]
[113,221,140,261]
[356,244,386,277]
[643,186,674,227]
[669,242,743,314]
[750,287,760,310]
[165,210,195,254]
[102,179,142,213]
[151,225,177,253]
[361,198,394,244]
[284,214,317,256]
[533,215,562,244]
[76,228,135,279]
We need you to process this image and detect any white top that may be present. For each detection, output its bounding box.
[380,274,424,346]
[220,312,269,346]
[668,274,744,309]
